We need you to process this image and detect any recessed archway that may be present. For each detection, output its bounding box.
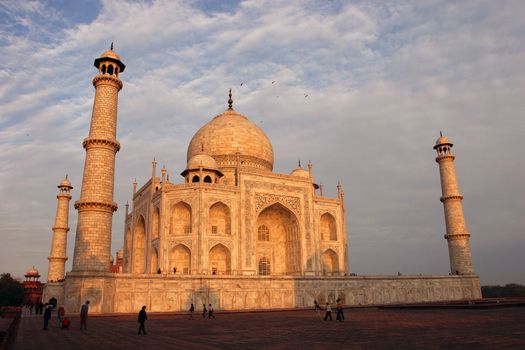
[151,207,160,239]
[322,249,338,275]
[256,203,301,275]
[320,213,337,241]
[170,244,191,274]
[209,202,231,235]
[150,247,158,273]
[209,244,231,275]
[133,215,146,274]
[124,227,132,271]
[171,202,192,235]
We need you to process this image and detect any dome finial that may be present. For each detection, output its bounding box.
[228,88,233,110]
[110,42,114,50]
[298,159,301,167]
[440,130,443,137]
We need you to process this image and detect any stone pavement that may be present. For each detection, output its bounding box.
[12,307,525,349]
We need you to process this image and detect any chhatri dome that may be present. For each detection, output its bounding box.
[187,90,274,171]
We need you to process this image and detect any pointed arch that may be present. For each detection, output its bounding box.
[256,202,301,275]
[209,244,231,275]
[124,227,132,271]
[133,215,146,274]
[170,244,191,275]
[322,249,339,275]
[209,201,231,235]
[171,201,192,235]
[150,247,158,273]
[320,212,337,241]
[151,206,160,239]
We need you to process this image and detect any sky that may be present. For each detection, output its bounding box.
[0,0,523,286]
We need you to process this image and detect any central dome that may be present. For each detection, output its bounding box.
[187,108,274,171]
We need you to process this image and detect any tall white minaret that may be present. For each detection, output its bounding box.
[72,45,125,272]
[47,176,73,281]
[434,133,474,275]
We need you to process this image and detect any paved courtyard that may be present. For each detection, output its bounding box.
[12,307,525,349]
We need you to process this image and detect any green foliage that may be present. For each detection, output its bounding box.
[481,284,525,298]
[0,273,24,307]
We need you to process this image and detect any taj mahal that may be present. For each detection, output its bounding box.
[43,47,481,314]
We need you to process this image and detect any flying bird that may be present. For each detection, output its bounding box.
[240,82,244,86]
[272,81,276,84]
[304,94,308,98]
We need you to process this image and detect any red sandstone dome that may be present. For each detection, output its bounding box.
[187,108,274,171]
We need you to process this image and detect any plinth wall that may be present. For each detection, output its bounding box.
[46,273,481,314]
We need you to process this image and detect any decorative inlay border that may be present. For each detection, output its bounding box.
[255,193,301,217]
[444,233,470,241]
[440,195,463,202]
[167,239,193,248]
[92,75,123,89]
[75,200,118,212]
[208,238,233,251]
[83,137,120,152]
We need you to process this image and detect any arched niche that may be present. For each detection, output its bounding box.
[320,212,337,241]
[124,227,132,271]
[170,244,191,274]
[133,215,146,274]
[209,202,231,235]
[151,207,160,240]
[151,207,160,239]
[256,202,301,275]
[150,247,158,273]
[209,244,231,275]
[171,202,192,235]
[322,249,339,275]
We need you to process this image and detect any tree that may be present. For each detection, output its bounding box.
[481,284,525,298]
[0,273,24,307]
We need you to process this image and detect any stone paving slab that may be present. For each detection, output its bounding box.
[12,307,525,349]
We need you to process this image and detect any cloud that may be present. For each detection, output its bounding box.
[0,0,524,285]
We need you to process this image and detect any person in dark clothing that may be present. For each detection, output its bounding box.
[336,299,344,322]
[202,304,207,319]
[324,302,332,321]
[189,303,195,320]
[208,304,215,319]
[138,306,148,335]
[43,304,52,330]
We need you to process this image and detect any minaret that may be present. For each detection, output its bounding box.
[72,45,125,272]
[434,133,474,275]
[47,176,73,281]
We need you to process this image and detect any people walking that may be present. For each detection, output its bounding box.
[189,303,195,320]
[138,306,148,335]
[336,299,344,322]
[208,304,215,319]
[324,302,332,321]
[202,304,207,319]
[43,304,52,330]
[80,300,90,331]
[314,300,321,319]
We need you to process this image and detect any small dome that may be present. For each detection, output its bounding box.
[100,49,121,61]
[435,135,450,145]
[26,266,39,276]
[187,108,274,171]
[290,167,310,178]
[117,249,124,259]
[187,153,219,171]
[58,177,72,188]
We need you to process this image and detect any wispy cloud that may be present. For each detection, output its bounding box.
[1,0,524,284]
